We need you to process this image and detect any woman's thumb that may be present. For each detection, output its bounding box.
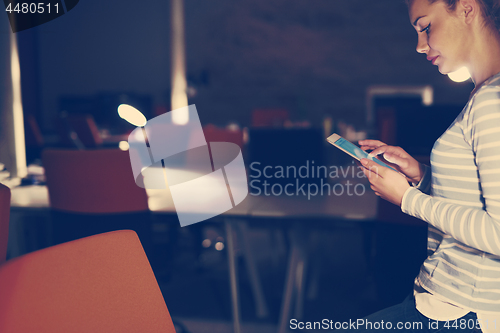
[383,152,400,164]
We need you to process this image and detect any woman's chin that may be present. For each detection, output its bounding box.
[437,65,452,75]
[438,63,464,76]
[437,65,450,75]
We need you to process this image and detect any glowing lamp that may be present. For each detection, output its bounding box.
[117,104,147,127]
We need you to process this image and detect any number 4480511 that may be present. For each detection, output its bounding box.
[5,3,59,14]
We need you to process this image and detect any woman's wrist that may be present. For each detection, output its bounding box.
[409,163,425,185]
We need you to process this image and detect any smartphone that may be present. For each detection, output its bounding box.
[326,133,398,172]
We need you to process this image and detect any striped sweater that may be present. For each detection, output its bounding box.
[401,73,500,314]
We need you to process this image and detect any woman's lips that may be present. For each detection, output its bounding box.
[427,55,439,65]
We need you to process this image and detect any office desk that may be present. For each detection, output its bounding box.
[243,191,377,333]
[10,183,377,219]
[8,179,378,333]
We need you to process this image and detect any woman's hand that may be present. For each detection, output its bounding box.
[359,158,411,206]
[358,140,424,184]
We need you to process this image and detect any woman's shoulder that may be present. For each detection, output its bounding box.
[459,75,500,137]
[473,72,500,100]
[468,74,500,111]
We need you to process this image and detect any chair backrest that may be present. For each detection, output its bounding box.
[68,114,102,148]
[42,149,148,213]
[57,113,102,149]
[0,183,10,264]
[0,230,176,333]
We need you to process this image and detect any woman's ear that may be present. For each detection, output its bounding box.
[458,0,479,24]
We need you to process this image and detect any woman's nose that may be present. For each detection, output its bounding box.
[416,35,429,54]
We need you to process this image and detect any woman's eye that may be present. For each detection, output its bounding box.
[421,24,431,34]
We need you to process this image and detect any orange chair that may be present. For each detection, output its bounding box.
[0,183,10,264]
[42,149,147,214]
[0,230,176,333]
[41,149,152,252]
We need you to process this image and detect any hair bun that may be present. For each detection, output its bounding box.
[492,0,500,30]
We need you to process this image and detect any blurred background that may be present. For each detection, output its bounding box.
[13,0,473,135]
[0,0,476,332]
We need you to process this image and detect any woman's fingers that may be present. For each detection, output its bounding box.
[368,145,405,158]
[358,139,386,147]
[358,142,418,181]
[361,157,410,206]
[360,158,385,178]
[358,140,386,151]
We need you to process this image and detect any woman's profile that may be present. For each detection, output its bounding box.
[348,0,500,331]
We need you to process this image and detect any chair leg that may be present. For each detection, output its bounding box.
[225,219,241,333]
[306,254,321,301]
[237,220,269,318]
[293,227,311,319]
[278,241,300,333]
[306,231,321,301]
[278,223,310,333]
[293,251,307,320]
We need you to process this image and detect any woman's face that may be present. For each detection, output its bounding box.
[409,0,469,74]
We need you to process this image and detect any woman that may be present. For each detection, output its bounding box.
[352,0,500,331]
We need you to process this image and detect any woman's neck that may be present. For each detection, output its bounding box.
[468,29,500,91]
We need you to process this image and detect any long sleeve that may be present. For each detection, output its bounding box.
[401,88,500,256]
[413,164,431,195]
